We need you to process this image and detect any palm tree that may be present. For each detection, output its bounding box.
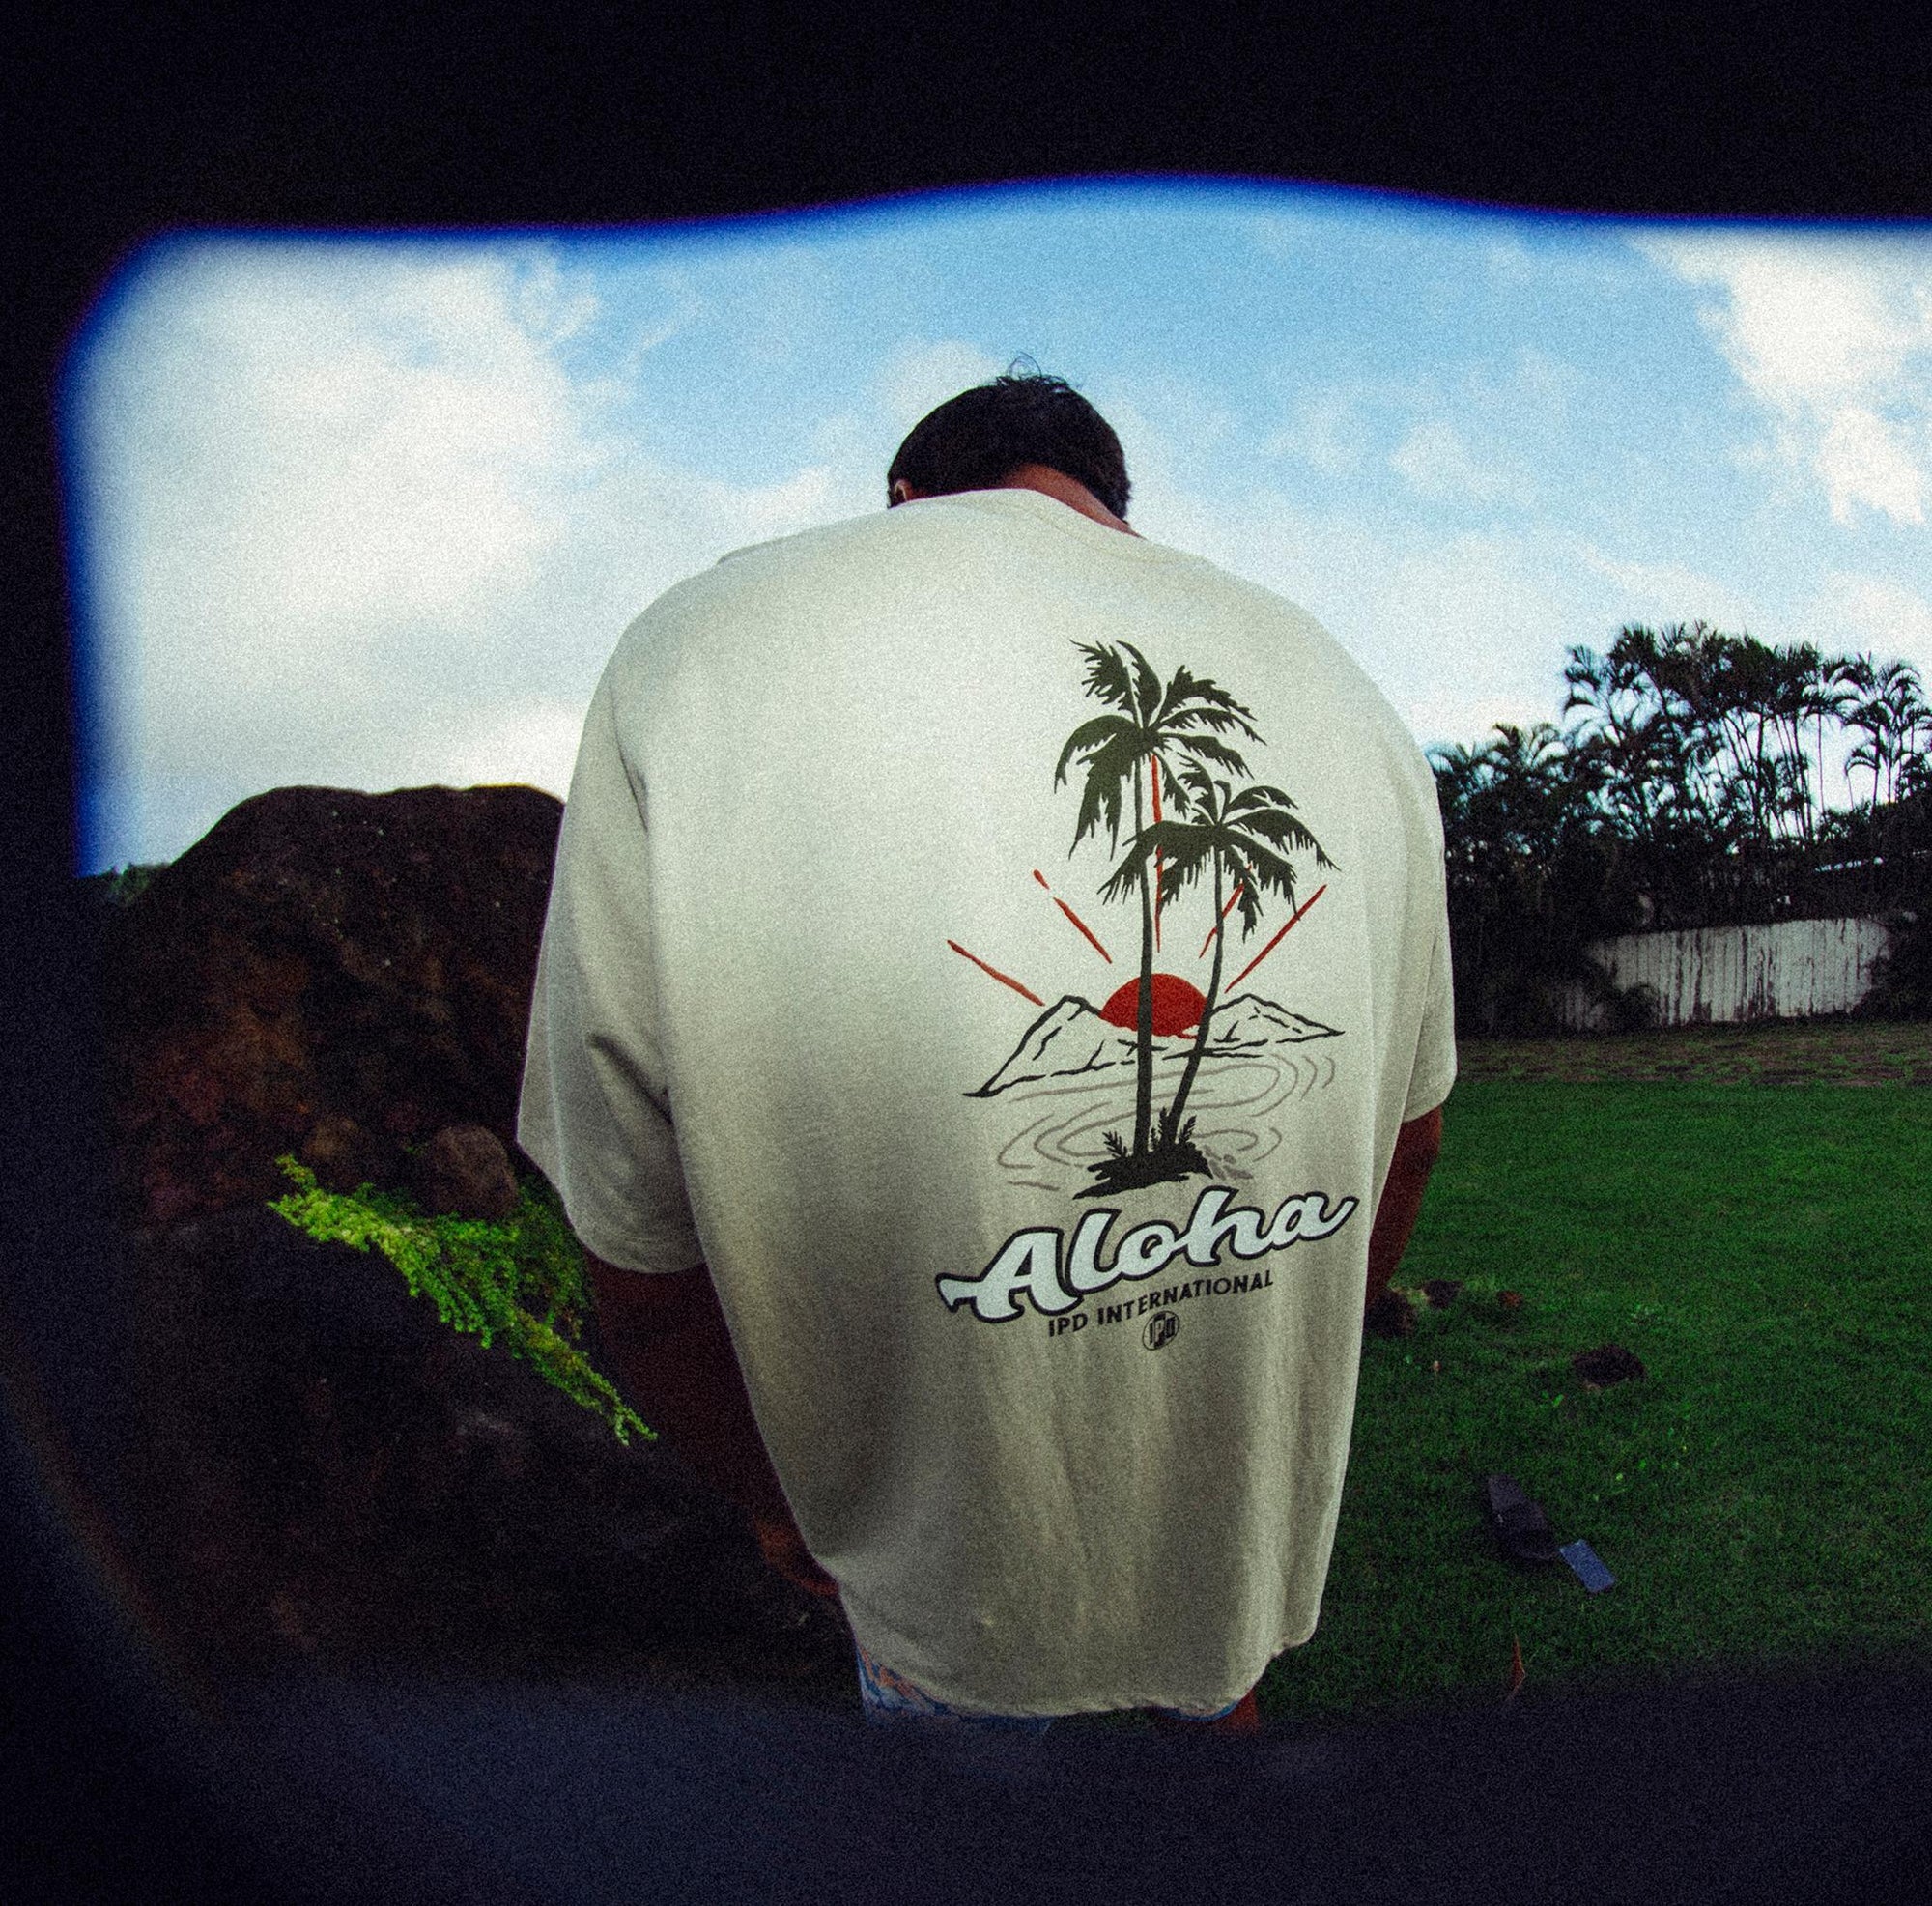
[1564,633,1701,854]
[1719,632,1797,844]
[1774,641,1830,842]
[1434,720,1630,1027]
[1055,641,1262,1161]
[1841,655,1924,809]
[1880,663,1929,806]
[1101,761,1331,1152]
[1816,651,1861,821]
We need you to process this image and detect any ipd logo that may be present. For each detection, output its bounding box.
[1143,1312,1179,1351]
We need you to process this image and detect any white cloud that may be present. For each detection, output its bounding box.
[1115,373,1238,461]
[1122,439,1574,750]
[592,266,707,390]
[1389,418,1536,508]
[1635,229,1932,527]
[69,240,872,868]
[1815,408,1926,526]
[1264,388,1369,475]
[1638,231,1923,410]
[510,251,602,346]
[1807,573,1932,669]
[1263,356,1574,489]
[1577,547,1760,630]
[1510,346,1582,415]
[396,697,592,796]
[878,338,1008,432]
[1350,532,1573,742]
[106,246,589,640]
[1402,690,1555,754]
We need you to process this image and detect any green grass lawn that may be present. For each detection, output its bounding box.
[1254,1079,1932,1731]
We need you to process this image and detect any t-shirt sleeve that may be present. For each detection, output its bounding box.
[516,669,704,1275]
[1403,906,1458,1123]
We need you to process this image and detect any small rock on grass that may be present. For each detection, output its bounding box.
[1364,1289,1417,1338]
[1571,1343,1646,1390]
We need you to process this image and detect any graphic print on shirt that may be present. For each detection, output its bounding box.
[939,641,1358,1326]
[949,639,1344,1199]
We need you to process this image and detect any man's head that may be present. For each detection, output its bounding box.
[886,366,1131,521]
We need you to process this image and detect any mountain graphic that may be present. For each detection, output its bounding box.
[968,991,1341,1097]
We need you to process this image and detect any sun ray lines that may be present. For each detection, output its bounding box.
[1227,884,1326,990]
[946,939,1046,1006]
[1198,882,1247,959]
[1032,869,1113,963]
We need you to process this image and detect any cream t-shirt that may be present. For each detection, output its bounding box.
[518,486,1455,1717]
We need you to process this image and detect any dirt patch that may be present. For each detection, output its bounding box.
[1457,1019,1932,1085]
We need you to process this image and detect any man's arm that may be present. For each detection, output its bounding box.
[582,1252,838,1597]
[1364,1105,1443,1314]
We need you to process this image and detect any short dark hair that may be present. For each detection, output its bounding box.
[886,364,1131,520]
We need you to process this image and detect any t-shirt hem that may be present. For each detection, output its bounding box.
[1403,1058,1458,1124]
[838,1610,1304,1720]
[565,1209,705,1276]
[514,1120,704,1273]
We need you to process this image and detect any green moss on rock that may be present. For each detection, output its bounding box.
[270,1156,654,1446]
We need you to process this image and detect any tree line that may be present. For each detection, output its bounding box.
[1433,622,1932,1035]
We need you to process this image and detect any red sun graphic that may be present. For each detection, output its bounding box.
[1098,973,1208,1035]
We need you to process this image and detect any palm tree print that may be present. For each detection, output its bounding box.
[1055,641,1262,1164]
[1103,762,1332,1149]
[1057,643,1332,1195]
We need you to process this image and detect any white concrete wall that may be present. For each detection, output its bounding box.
[1560,916,1894,1030]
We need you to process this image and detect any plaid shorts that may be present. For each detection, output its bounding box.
[853,1635,1245,1734]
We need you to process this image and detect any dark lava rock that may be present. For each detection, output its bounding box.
[1572,1343,1648,1390]
[414,1123,519,1221]
[1364,1288,1417,1339]
[99,783,562,1228]
[120,1205,856,1697]
[298,1112,405,1194]
[1421,1278,1463,1310]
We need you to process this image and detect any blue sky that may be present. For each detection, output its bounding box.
[64,178,1932,872]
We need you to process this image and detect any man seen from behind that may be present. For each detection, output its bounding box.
[518,367,1453,1740]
